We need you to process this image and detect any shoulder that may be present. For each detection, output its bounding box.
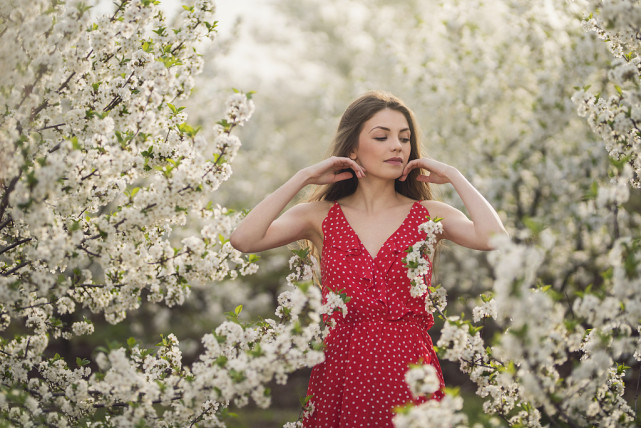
[288,200,335,224]
[420,199,455,218]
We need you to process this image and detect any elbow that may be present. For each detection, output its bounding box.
[230,230,250,253]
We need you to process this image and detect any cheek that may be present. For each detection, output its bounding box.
[359,141,380,158]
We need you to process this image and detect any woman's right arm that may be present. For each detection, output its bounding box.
[229,157,365,253]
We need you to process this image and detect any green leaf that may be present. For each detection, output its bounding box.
[522,216,545,235]
[152,26,166,37]
[234,304,243,316]
[142,40,154,53]
[584,181,598,201]
[480,292,494,303]
[443,386,460,396]
[76,357,90,367]
[71,136,81,150]
[300,394,313,406]
[292,248,310,259]
[176,122,200,137]
[614,84,623,95]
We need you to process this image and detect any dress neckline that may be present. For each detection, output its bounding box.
[333,201,421,261]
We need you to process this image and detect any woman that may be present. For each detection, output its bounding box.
[230,91,508,427]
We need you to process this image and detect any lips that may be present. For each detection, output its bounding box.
[384,157,403,165]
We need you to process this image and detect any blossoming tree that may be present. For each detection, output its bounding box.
[0,0,346,426]
[203,0,641,426]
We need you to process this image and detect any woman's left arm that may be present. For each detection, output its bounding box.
[400,158,508,250]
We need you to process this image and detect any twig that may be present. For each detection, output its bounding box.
[110,0,129,23]
[30,99,49,121]
[81,169,99,181]
[37,123,65,132]
[57,72,76,94]
[23,337,31,360]
[0,218,11,232]
[78,245,100,258]
[189,402,214,428]
[0,174,21,222]
[0,238,32,256]
[14,301,54,311]
[2,260,32,276]
[48,142,62,153]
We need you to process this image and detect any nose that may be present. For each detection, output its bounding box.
[391,137,402,151]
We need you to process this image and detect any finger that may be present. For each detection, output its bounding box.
[416,175,433,182]
[333,171,355,182]
[346,160,366,178]
[333,157,365,178]
[348,159,366,177]
[401,159,421,177]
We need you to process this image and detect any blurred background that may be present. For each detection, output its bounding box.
[86,1,641,426]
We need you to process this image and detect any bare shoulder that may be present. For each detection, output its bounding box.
[420,199,453,218]
[285,200,334,233]
[289,200,333,219]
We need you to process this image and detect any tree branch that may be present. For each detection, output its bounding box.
[2,260,32,276]
[0,238,32,256]
[0,218,11,232]
[57,72,76,94]
[0,174,21,223]
[37,123,66,132]
[81,169,99,181]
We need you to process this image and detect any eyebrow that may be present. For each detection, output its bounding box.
[368,126,411,133]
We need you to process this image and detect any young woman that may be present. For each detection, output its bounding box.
[230,91,508,427]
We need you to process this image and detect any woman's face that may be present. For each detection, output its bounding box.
[351,108,412,180]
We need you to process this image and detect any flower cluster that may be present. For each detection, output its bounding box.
[402,217,442,299]
[393,394,468,428]
[573,0,641,187]
[225,91,256,126]
[405,363,441,397]
[286,249,317,286]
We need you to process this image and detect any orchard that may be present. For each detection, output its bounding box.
[1,0,640,427]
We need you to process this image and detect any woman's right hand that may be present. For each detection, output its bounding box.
[302,156,366,185]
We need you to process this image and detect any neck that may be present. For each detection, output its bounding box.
[345,176,404,213]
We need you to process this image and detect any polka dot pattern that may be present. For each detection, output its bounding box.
[304,201,445,427]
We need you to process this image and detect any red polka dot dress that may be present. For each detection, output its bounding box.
[304,201,445,427]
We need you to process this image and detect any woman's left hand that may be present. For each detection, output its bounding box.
[398,158,455,184]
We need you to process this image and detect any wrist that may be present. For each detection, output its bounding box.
[295,168,313,187]
[444,165,463,182]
